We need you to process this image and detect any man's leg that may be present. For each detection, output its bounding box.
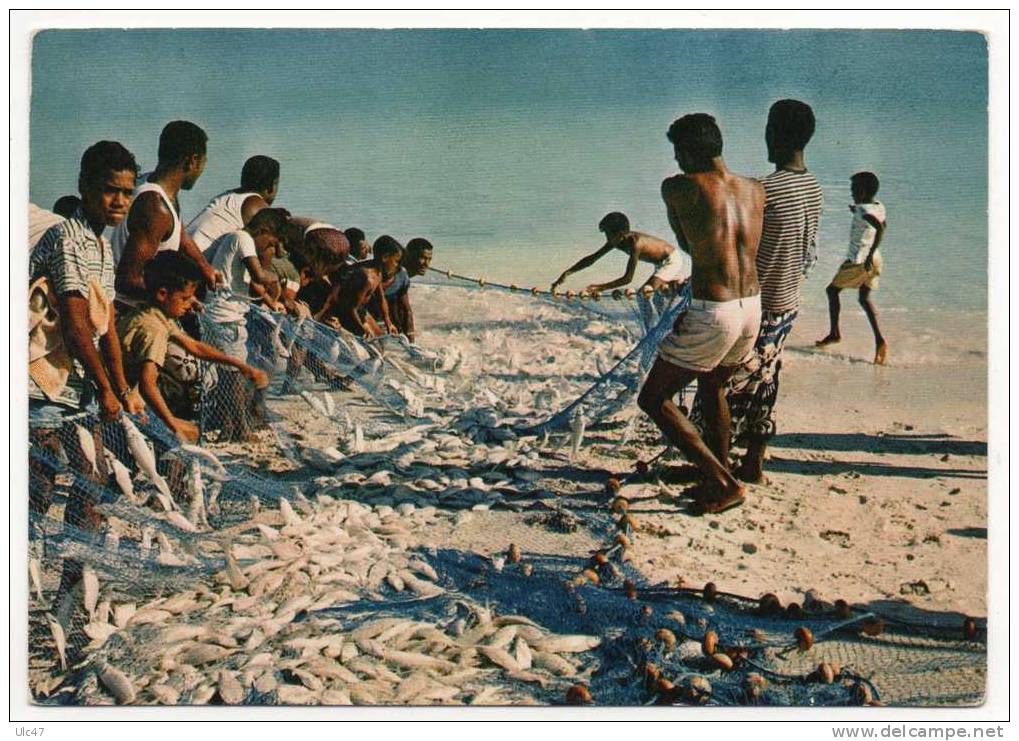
[699,365,736,471]
[816,284,842,345]
[638,358,743,499]
[858,286,887,364]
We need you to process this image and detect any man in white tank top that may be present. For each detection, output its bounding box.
[113,120,222,308]
[186,155,280,253]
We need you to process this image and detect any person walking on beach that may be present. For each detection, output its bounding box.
[689,99,823,483]
[637,113,765,515]
[551,212,689,296]
[816,171,888,364]
[112,121,222,310]
[186,155,281,252]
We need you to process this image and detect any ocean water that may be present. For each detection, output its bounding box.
[30,29,987,318]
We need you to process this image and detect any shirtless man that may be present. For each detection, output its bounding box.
[113,120,221,308]
[637,113,765,515]
[551,212,688,295]
[315,236,403,338]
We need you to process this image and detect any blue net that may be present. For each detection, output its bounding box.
[26,276,985,707]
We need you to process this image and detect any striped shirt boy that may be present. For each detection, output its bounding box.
[756,169,824,314]
[29,206,116,408]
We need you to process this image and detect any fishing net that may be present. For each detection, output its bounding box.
[25,276,985,707]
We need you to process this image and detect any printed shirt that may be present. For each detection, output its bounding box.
[116,303,186,389]
[28,206,116,408]
[756,169,824,314]
[845,201,886,264]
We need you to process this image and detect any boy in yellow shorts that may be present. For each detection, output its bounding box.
[816,171,888,364]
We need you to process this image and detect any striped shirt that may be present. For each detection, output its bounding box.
[28,206,116,407]
[756,169,824,313]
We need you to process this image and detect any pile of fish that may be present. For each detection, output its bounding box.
[38,495,604,706]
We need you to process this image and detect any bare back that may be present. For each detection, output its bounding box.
[662,169,765,301]
[620,231,675,264]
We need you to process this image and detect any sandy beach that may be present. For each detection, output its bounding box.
[406,286,988,617]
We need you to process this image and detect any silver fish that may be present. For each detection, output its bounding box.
[82,566,99,621]
[96,661,135,704]
[74,424,98,474]
[29,557,43,601]
[47,615,67,671]
[569,405,586,460]
[103,450,138,504]
[187,460,208,530]
[121,417,174,505]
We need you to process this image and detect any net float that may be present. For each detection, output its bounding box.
[624,288,636,299]
[758,593,782,616]
[641,285,654,297]
[610,496,629,513]
[811,662,836,684]
[509,284,518,291]
[962,617,978,640]
[654,676,675,704]
[687,676,712,704]
[743,673,768,699]
[655,628,676,650]
[712,653,734,671]
[747,628,766,643]
[477,277,486,287]
[861,617,884,636]
[531,287,540,295]
[591,552,609,567]
[834,598,851,619]
[615,533,631,548]
[582,569,600,586]
[623,580,637,600]
[605,477,622,494]
[785,602,804,619]
[703,582,717,603]
[565,684,593,705]
[611,289,623,300]
[618,513,639,531]
[853,682,873,705]
[702,630,718,656]
[640,662,661,690]
[566,290,576,300]
[507,543,521,564]
[635,460,650,475]
[521,563,534,577]
[795,626,814,651]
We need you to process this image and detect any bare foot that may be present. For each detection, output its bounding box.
[874,341,888,365]
[735,459,767,484]
[689,484,746,515]
[815,334,841,347]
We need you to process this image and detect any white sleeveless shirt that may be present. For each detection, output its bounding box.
[187,190,258,254]
[111,178,182,265]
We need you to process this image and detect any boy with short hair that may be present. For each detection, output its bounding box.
[551,211,688,295]
[204,207,290,312]
[344,227,371,262]
[384,237,433,342]
[317,235,403,337]
[118,251,268,443]
[816,172,888,364]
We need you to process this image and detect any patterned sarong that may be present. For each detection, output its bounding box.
[689,308,798,446]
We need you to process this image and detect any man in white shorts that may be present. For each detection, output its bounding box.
[637,113,765,515]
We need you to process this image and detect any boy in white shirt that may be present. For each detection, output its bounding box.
[816,171,889,364]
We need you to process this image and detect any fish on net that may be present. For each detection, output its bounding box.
[26,280,984,707]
